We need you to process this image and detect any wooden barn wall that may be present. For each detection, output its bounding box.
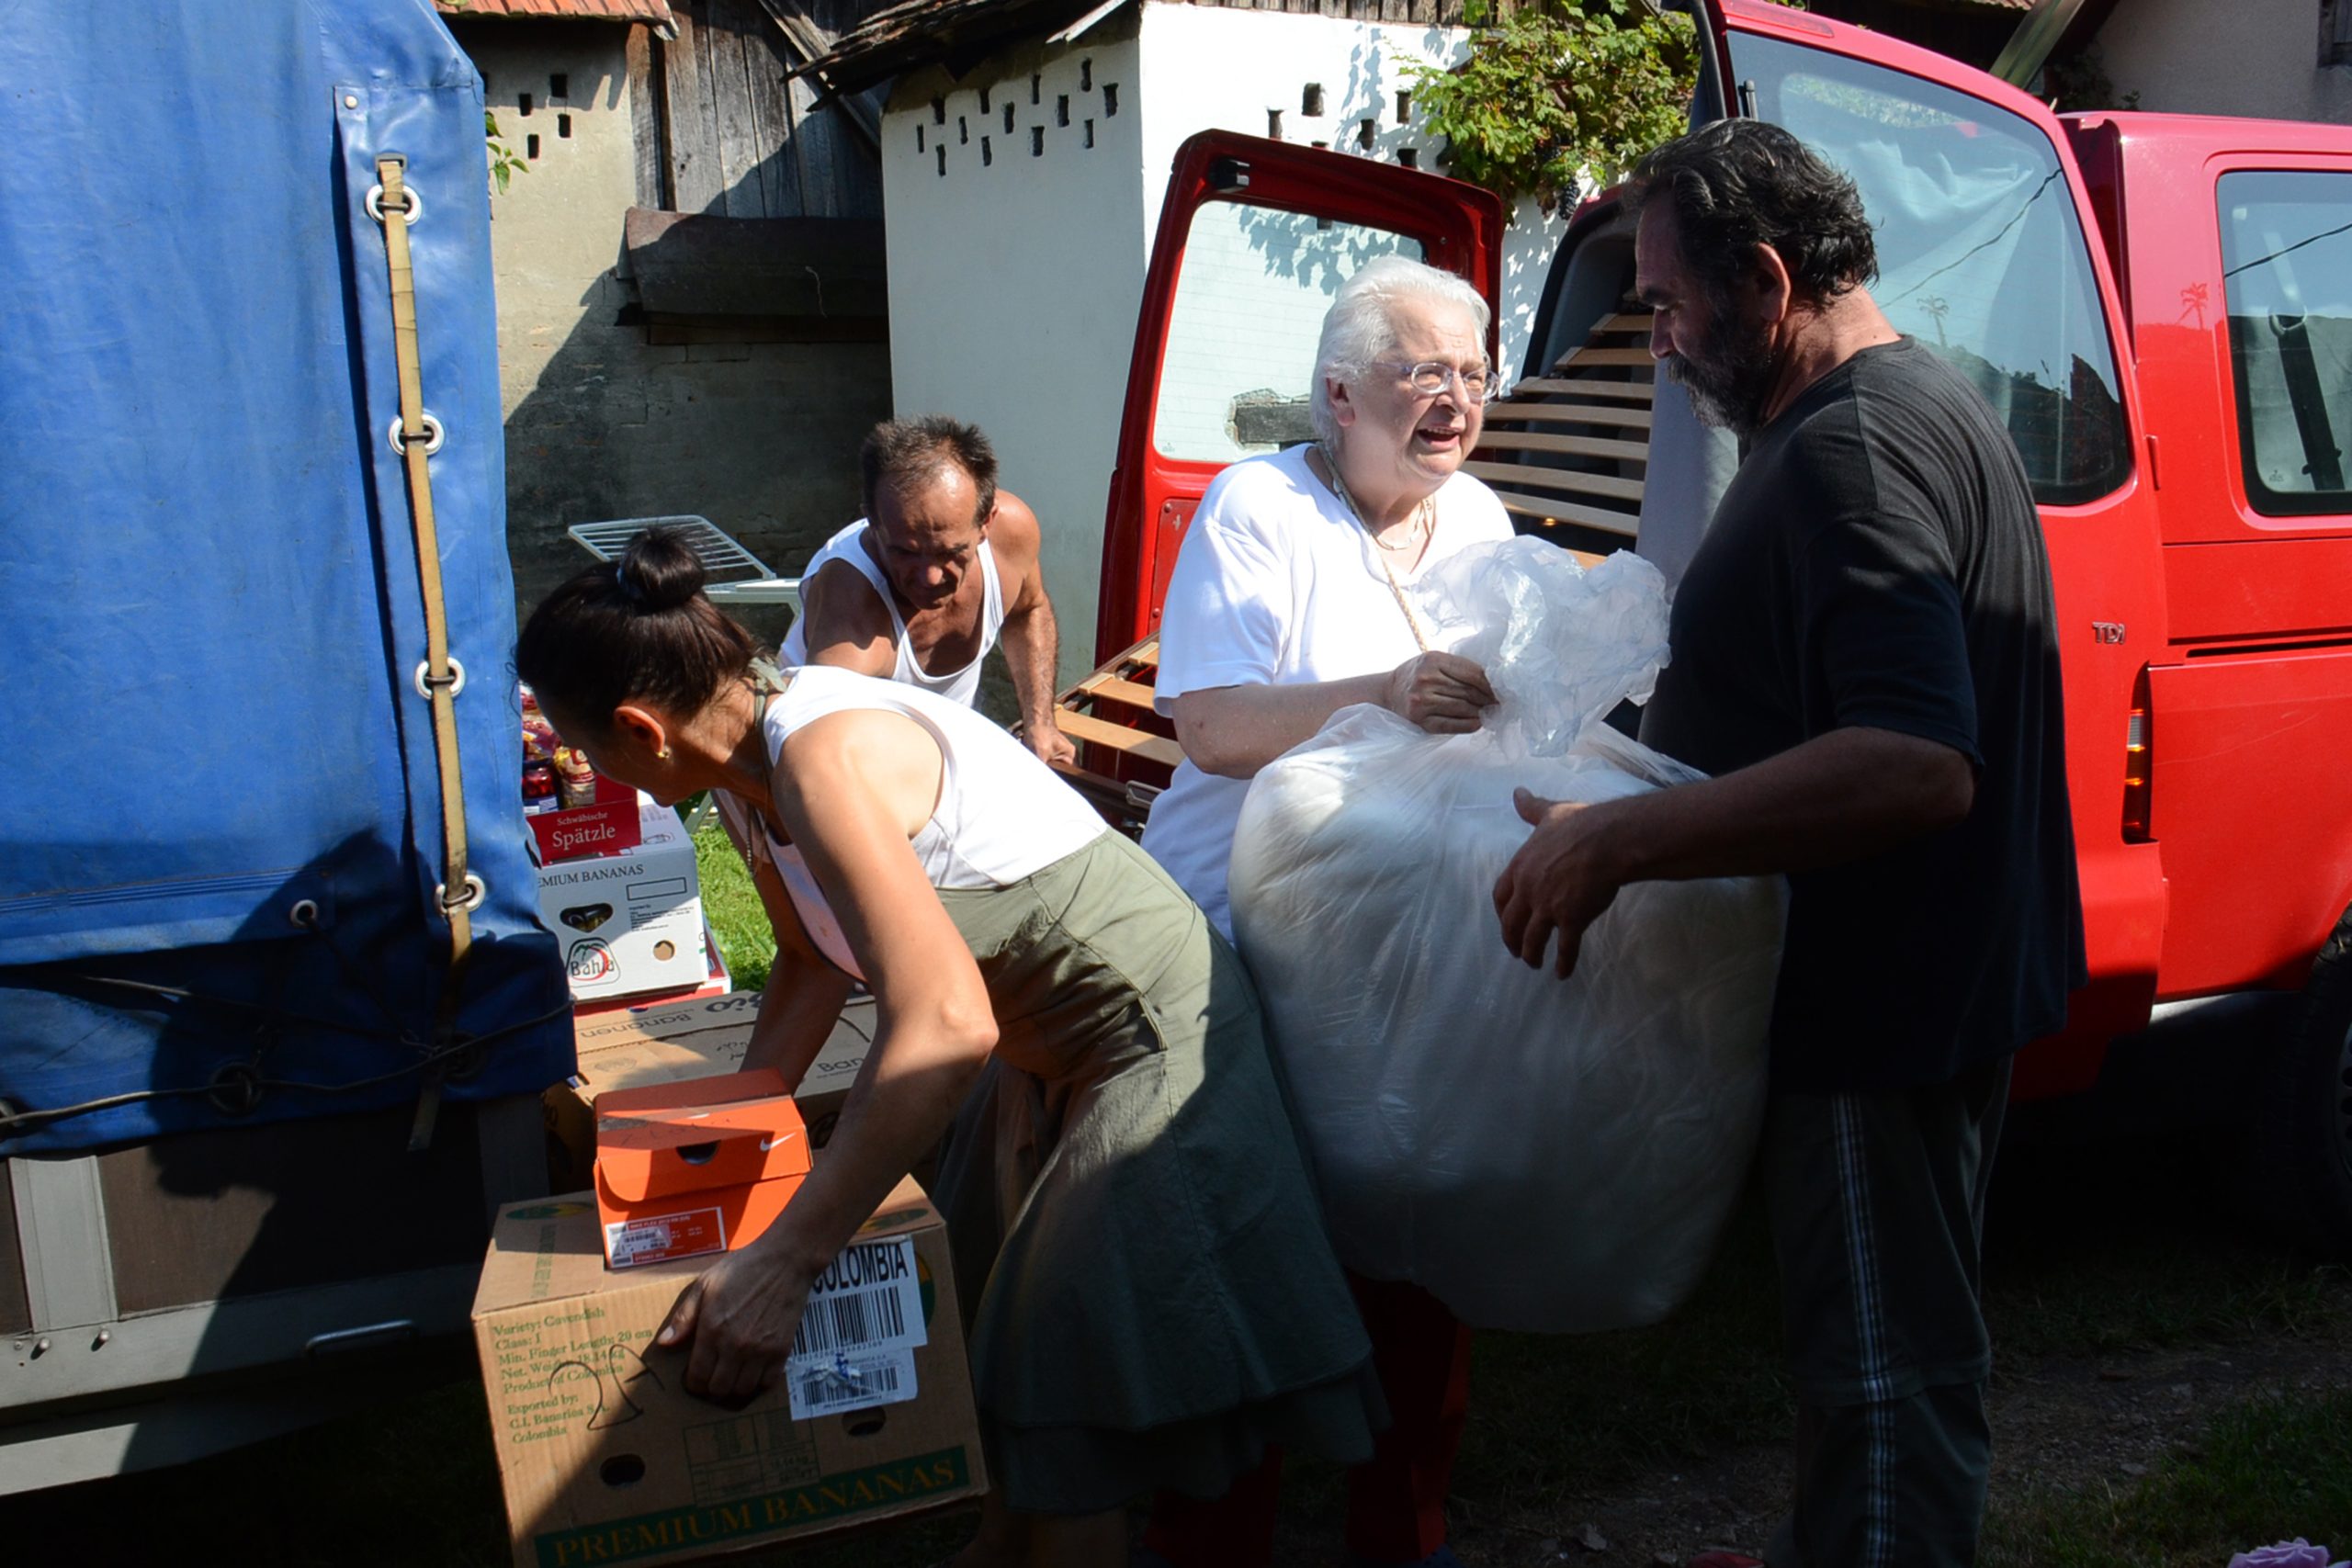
[651,0,886,220]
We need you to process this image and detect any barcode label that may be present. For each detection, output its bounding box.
[787,1346,918,1419]
[794,1235,925,1356]
[791,1284,907,1356]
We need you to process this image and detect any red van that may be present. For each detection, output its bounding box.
[1084,1,2352,1251]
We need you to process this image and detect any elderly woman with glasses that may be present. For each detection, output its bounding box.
[1136,254,1512,1568]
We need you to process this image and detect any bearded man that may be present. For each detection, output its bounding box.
[1492,119,2084,1567]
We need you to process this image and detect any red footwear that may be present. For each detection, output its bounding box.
[1686,1555,1764,1568]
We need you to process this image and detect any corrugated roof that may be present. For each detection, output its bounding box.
[435,0,675,22]
[796,0,1471,97]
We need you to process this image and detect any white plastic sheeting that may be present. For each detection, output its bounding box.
[1229,540,1785,1332]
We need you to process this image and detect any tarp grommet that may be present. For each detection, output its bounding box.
[388,412,445,457]
[207,1063,265,1118]
[288,898,321,929]
[436,873,486,916]
[365,181,422,226]
[413,657,466,700]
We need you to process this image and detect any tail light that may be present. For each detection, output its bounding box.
[2121,673,2153,841]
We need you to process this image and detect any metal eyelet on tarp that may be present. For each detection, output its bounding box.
[436,873,486,916]
[413,656,466,700]
[364,181,422,226]
[387,411,445,457]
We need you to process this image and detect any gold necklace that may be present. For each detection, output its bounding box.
[1315,443,1433,653]
[1317,443,1436,552]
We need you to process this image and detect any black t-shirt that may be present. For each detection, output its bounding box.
[1642,338,2086,1090]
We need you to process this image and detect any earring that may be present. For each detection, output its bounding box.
[657,745,673,761]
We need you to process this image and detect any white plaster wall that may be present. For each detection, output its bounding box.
[881,28,1152,679]
[464,23,640,418]
[881,4,1568,677]
[1133,5,1563,385]
[2095,0,2352,123]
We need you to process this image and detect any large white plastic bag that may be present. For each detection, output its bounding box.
[1228,540,1784,1333]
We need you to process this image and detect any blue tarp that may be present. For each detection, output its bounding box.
[0,1,573,1152]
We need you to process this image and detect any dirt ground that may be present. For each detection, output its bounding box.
[1411,1323,2352,1568]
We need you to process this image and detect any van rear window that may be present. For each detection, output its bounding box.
[1731,35,2132,507]
[2219,170,2352,517]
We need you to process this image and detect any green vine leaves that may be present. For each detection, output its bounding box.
[1405,0,1700,217]
[486,110,529,196]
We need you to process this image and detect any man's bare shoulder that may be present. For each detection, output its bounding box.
[797,556,897,676]
[988,491,1044,565]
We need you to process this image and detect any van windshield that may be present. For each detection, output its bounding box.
[1730,34,2132,506]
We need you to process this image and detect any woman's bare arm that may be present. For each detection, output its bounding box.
[1170,650,1498,778]
[658,709,997,1402]
[740,849,857,1087]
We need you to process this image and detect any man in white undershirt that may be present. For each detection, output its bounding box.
[782,416,1073,765]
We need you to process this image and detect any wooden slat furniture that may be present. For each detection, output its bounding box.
[1048,637,1177,836]
[1476,308,1656,548]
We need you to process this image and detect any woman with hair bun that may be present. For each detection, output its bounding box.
[515,526,1380,1568]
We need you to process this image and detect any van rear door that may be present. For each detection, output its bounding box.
[1093,130,1505,662]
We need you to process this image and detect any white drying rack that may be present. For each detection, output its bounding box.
[564,515,802,608]
[565,515,801,833]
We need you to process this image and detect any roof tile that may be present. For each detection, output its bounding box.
[435,0,675,23]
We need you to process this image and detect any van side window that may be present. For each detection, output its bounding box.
[2219,171,2352,515]
[1731,36,2132,506]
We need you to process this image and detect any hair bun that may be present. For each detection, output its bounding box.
[618,525,707,612]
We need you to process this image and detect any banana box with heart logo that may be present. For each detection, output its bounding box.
[471,1175,984,1568]
[534,799,707,1003]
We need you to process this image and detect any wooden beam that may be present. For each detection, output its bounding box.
[626,25,670,209]
[1560,346,1655,369]
[1504,377,1653,402]
[1473,429,1649,463]
[1465,461,1644,503]
[1483,400,1654,431]
[1055,709,1186,770]
[662,2,725,213]
[1075,673,1159,708]
[1491,491,1641,535]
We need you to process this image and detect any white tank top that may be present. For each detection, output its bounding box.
[718,666,1104,979]
[779,519,1006,709]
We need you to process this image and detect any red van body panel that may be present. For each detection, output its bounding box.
[1100,6,2352,1102]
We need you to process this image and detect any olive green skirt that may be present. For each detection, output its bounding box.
[930,830,1381,1515]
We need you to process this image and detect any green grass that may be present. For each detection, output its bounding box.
[1982,1136,2352,1359]
[690,800,776,993]
[1984,1389,2352,1567]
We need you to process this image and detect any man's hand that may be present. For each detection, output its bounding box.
[1493,786,1623,979]
[1021,716,1078,768]
[656,1241,814,1405]
[1384,650,1497,734]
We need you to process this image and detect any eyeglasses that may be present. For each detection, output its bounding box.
[1380,360,1502,403]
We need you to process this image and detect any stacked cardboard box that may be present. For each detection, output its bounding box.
[471,1176,984,1568]
[548,990,876,1190]
[534,800,708,1004]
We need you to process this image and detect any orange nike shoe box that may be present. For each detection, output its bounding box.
[592,1068,811,1269]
